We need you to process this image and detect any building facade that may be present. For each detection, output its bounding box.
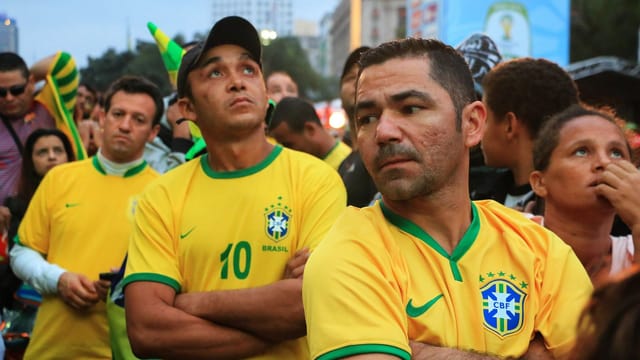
[212,0,293,38]
[329,0,406,77]
[0,13,18,53]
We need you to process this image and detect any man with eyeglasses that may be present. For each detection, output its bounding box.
[0,52,82,209]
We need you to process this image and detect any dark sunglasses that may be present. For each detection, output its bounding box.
[0,83,27,98]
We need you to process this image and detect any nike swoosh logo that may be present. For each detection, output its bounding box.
[65,203,80,208]
[406,294,443,318]
[179,227,195,239]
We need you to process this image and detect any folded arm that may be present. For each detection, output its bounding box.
[174,248,308,342]
[174,278,305,342]
[125,281,270,359]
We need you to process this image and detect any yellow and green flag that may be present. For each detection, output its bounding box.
[147,22,184,87]
[36,51,87,160]
[147,22,203,141]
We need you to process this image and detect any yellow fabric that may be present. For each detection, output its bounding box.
[322,140,351,170]
[17,158,158,359]
[303,200,593,360]
[124,145,346,359]
[35,51,86,160]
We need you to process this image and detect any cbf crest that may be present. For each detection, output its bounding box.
[264,196,292,242]
[479,272,527,338]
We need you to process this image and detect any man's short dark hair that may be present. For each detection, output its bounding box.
[269,96,321,132]
[103,76,164,126]
[0,52,30,79]
[533,104,631,171]
[482,58,579,139]
[357,38,476,130]
[341,46,370,82]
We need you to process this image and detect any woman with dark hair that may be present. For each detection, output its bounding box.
[1,128,74,355]
[571,265,640,360]
[529,104,640,285]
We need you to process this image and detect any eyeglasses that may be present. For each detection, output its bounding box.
[0,83,27,98]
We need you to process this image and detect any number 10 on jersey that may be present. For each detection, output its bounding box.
[220,241,252,279]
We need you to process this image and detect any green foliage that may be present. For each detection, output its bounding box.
[81,33,337,101]
[571,0,640,62]
[262,36,338,101]
[80,35,197,96]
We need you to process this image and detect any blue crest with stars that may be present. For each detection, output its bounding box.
[480,278,526,337]
[265,207,290,242]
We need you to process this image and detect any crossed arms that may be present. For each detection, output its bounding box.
[125,248,309,360]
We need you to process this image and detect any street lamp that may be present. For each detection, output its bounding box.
[260,29,278,46]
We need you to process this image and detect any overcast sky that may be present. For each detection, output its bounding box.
[2,0,339,68]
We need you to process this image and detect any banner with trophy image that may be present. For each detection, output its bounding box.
[406,0,570,66]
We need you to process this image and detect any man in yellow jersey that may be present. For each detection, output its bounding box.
[9,76,163,359]
[123,16,346,359]
[302,38,593,360]
[269,96,351,170]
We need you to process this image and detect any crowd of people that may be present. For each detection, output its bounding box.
[0,14,639,360]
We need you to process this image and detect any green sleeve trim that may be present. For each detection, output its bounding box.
[317,344,410,360]
[201,145,282,179]
[121,273,181,293]
[380,201,480,282]
[321,140,341,160]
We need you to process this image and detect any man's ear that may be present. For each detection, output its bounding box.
[98,108,106,129]
[529,170,548,198]
[504,112,519,140]
[178,98,197,125]
[147,124,161,143]
[462,100,486,148]
[303,121,317,136]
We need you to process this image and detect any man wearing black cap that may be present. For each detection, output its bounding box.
[122,16,346,359]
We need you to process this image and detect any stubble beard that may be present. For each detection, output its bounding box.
[376,168,435,201]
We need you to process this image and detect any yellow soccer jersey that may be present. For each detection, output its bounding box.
[16,157,158,359]
[124,145,346,360]
[323,140,351,170]
[303,200,593,360]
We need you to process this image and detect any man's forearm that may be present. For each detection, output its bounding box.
[174,278,305,341]
[410,342,500,360]
[126,282,270,359]
[9,243,64,294]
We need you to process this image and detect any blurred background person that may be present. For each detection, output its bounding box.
[477,58,580,212]
[266,71,298,103]
[269,96,350,170]
[336,46,378,207]
[74,82,98,122]
[571,265,640,360]
[1,128,74,359]
[0,51,82,207]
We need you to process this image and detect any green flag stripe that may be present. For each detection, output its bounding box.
[57,68,78,88]
[51,52,71,75]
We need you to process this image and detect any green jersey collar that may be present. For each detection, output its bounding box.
[380,201,480,281]
[201,144,282,179]
[92,156,148,178]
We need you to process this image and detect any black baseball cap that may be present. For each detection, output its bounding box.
[456,33,502,96]
[177,16,262,98]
